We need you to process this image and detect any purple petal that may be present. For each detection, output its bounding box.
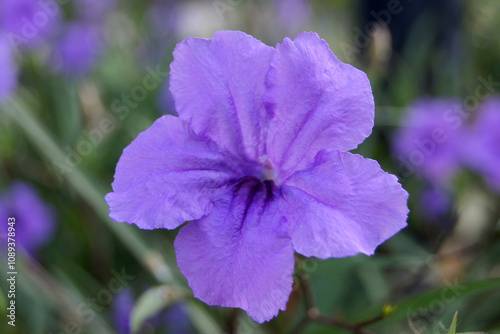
[170,31,275,163]
[174,178,294,323]
[265,32,374,180]
[106,115,244,230]
[282,151,408,259]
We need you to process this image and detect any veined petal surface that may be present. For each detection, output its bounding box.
[170,30,275,163]
[265,32,374,179]
[282,150,408,258]
[106,115,243,230]
[175,178,294,323]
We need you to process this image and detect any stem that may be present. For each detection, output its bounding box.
[313,312,375,334]
[294,261,377,334]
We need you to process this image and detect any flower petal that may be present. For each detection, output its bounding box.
[106,115,243,230]
[265,32,374,179]
[174,178,294,323]
[170,30,275,162]
[282,150,408,259]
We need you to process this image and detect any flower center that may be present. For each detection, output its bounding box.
[257,155,280,185]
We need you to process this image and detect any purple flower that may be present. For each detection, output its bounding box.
[0,35,17,103]
[106,31,408,322]
[0,0,61,49]
[462,97,500,191]
[393,99,464,184]
[50,22,103,76]
[0,182,55,255]
[276,0,312,32]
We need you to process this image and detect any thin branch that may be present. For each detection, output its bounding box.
[297,271,315,310]
[294,265,377,334]
[354,314,386,328]
[313,312,376,334]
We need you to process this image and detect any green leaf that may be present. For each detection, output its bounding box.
[131,286,184,334]
[350,279,500,327]
[448,311,458,334]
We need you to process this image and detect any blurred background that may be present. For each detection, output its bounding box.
[1,0,500,333]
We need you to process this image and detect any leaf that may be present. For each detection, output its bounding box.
[349,278,500,327]
[130,286,184,334]
[447,311,458,334]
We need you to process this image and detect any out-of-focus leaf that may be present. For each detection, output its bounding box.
[350,279,500,328]
[448,311,458,334]
[131,286,183,334]
[187,300,227,334]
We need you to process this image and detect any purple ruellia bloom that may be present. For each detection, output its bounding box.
[50,22,102,76]
[0,35,17,103]
[106,31,408,322]
[393,99,464,184]
[462,97,500,191]
[0,0,61,49]
[0,182,55,255]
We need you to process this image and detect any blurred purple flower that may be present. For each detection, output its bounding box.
[0,35,17,103]
[276,0,311,32]
[0,0,61,49]
[462,97,500,191]
[162,303,191,334]
[106,31,408,322]
[420,186,452,219]
[0,182,55,255]
[393,99,464,184]
[74,0,116,22]
[113,288,192,334]
[50,22,102,76]
[147,1,179,36]
[113,288,135,334]
[138,2,179,65]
